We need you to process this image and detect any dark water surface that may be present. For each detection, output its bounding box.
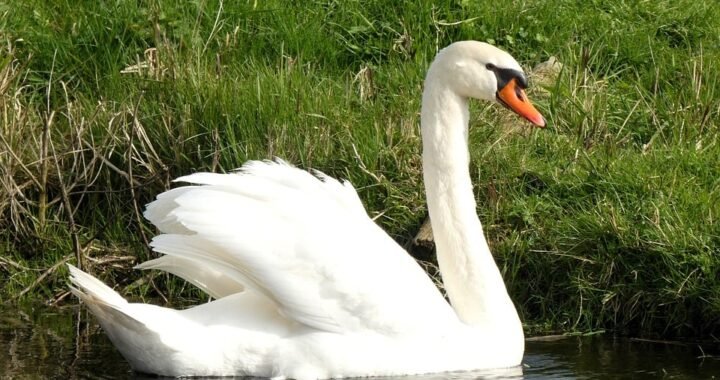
[2,304,719,379]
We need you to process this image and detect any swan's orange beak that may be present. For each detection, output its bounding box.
[497,78,546,127]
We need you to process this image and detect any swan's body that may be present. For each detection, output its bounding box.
[69,41,545,379]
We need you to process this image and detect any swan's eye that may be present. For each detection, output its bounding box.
[492,67,527,92]
[485,63,496,71]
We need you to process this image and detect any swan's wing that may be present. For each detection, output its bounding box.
[142,159,457,335]
[137,255,245,299]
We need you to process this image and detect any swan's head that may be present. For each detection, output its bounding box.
[429,41,545,127]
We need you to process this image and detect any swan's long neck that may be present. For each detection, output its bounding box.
[420,74,521,333]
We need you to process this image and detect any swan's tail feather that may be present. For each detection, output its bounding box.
[67,264,150,337]
[68,264,127,308]
[68,264,187,375]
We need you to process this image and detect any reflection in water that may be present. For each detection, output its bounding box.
[524,336,720,379]
[1,304,719,379]
[1,305,131,379]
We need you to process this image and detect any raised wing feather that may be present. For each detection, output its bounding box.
[143,159,456,335]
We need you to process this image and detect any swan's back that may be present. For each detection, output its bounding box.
[142,159,457,334]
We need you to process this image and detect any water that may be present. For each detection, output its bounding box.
[1,304,719,379]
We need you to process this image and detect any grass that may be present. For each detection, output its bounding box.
[1,0,719,338]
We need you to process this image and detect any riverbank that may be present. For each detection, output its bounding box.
[1,1,718,337]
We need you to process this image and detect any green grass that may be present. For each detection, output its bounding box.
[1,0,718,337]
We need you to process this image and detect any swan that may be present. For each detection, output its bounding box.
[68,41,545,379]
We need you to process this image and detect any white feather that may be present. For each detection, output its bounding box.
[147,160,456,334]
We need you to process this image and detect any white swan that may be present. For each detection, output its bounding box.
[68,41,545,379]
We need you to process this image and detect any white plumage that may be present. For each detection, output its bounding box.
[69,41,545,379]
